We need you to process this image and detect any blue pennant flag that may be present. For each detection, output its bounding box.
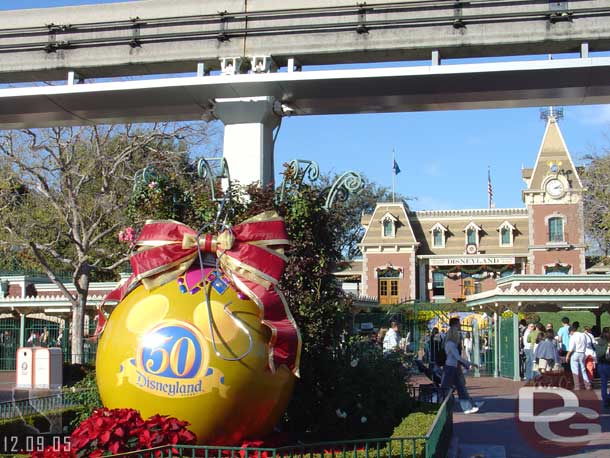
[393,159,401,175]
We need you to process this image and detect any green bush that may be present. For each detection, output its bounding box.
[63,370,102,427]
[275,404,439,458]
[389,405,438,458]
[284,336,414,440]
[62,363,95,387]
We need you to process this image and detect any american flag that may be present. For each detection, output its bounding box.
[488,167,494,209]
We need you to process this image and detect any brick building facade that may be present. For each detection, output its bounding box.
[359,116,587,304]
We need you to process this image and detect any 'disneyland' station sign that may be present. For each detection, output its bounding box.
[430,256,515,266]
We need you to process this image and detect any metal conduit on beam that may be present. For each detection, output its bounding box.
[1,0,610,82]
[0,0,578,34]
[0,1,607,44]
[1,6,609,53]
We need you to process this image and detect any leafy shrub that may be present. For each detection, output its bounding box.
[63,370,101,427]
[389,405,439,458]
[62,364,94,387]
[284,337,413,440]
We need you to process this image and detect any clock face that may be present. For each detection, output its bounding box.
[545,179,565,197]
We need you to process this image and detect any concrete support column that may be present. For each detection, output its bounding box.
[214,96,280,187]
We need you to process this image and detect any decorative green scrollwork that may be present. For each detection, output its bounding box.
[278,159,320,203]
[323,171,364,210]
[132,165,160,192]
[197,157,231,202]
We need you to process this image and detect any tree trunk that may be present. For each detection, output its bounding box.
[71,266,90,364]
[71,298,85,364]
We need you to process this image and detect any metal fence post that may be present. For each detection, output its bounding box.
[494,311,500,378]
[472,319,480,377]
[19,313,25,348]
[512,308,520,381]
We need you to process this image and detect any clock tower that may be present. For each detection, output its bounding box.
[522,113,586,274]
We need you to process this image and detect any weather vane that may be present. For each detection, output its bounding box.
[540,106,564,122]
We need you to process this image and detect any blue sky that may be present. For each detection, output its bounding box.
[3,1,610,211]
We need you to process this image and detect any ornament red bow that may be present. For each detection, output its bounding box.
[98,211,301,375]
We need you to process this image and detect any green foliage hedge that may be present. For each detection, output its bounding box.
[281,403,439,458]
[63,370,102,427]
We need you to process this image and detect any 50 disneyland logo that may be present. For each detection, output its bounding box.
[117,320,227,398]
[516,371,601,456]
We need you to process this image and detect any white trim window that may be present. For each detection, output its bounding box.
[380,212,398,238]
[498,221,515,247]
[548,216,565,243]
[464,221,482,247]
[430,222,448,248]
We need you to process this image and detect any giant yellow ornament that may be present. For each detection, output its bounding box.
[96,265,297,445]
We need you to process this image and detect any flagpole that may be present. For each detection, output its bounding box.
[392,148,396,203]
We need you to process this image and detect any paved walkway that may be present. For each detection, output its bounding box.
[444,375,610,458]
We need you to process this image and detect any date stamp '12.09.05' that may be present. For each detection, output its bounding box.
[1,435,71,455]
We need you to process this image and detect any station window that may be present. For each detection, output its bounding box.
[383,219,393,237]
[467,229,476,245]
[433,228,443,247]
[432,271,445,297]
[548,217,564,243]
[501,227,511,245]
[545,264,570,275]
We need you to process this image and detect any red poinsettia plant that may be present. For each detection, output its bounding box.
[32,408,196,458]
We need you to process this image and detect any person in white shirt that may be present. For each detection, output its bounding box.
[463,332,473,362]
[523,323,534,380]
[383,321,400,355]
[440,318,482,414]
[566,321,591,390]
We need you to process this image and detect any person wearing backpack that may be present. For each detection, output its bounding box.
[583,326,597,381]
[439,318,482,414]
[595,327,610,408]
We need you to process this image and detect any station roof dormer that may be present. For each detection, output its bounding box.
[360,202,418,248]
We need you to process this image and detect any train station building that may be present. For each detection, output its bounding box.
[356,115,589,305]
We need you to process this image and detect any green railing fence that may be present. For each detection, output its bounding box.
[103,395,454,458]
[0,388,97,419]
[499,317,514,379]
[0,317,97,370]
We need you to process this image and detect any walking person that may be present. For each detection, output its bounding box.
[557,317,571,355]
[534,330,561,373]
[440,318,482,414]
[583,326,597,382]
[463,332,473,363]
[529,323,545,377]
[383,321,400,356]
[566,322,592,390]
[429,327,443,367]
[523,323,535,380]
[595,328,610,408]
